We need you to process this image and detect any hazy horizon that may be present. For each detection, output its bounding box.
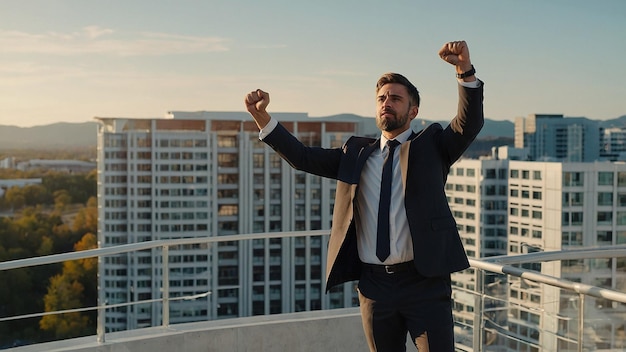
[1,0,624,127]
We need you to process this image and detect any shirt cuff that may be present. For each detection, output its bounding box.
[458,77,481,88]
[259,118,278,140]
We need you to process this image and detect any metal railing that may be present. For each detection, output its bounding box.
[468,247,626,352]
[1,232,626,351]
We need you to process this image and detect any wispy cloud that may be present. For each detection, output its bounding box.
[0,26,230,56]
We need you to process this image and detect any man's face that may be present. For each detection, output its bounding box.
[375,83,418,134]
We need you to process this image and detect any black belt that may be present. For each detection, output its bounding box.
[362,261,415,274]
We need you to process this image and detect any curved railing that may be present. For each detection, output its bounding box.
[1,232,625,351]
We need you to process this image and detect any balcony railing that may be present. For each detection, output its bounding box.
[1,231,626,351]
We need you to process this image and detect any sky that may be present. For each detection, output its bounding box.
[0,0,624,127]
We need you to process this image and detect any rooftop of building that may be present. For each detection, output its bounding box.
[2,231,625,351]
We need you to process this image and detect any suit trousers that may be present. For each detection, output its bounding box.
[357,263,454,352]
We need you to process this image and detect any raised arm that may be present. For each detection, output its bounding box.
[438,40,476,83]
[244,89,272,130]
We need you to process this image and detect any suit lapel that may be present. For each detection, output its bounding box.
[353,139,380,183]
[399,132,416,193]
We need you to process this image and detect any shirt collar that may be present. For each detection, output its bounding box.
[380,128,413,151]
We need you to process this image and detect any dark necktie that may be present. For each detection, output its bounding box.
[376,139,400,262]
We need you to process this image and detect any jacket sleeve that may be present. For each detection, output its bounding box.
[440,80,485,165]
[263,122,343,179]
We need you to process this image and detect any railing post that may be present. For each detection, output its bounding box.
[577,293,585,352]
[473,269,484,352]
[162,245,170,327]
[97,252,106,343]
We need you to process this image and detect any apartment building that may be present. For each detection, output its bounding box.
[446,155,510,348]
[446,151,626,351]
[95,111,378,331]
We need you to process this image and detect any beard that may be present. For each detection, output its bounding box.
[376,107,411,132]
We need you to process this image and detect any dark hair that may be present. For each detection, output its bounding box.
[376,73,420,107]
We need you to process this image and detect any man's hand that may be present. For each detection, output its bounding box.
[244,89,272,129]
[438,41,473,78]
[245,89,270,114]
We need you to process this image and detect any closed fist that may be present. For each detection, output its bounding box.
[438,40,471,69]
[245,89,270,114]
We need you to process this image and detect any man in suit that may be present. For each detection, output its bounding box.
[245,40,483,351]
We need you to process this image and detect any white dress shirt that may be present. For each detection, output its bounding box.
[355,128,414,265]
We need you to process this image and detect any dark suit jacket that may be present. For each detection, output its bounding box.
[263,81,484,291]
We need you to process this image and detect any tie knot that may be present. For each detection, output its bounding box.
[386,139,400,151]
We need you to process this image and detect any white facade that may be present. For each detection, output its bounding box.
[446,156,626,351]
[446,157,510,347]
[96,112,377,332]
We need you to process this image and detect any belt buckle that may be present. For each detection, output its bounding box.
[384,265,395,274]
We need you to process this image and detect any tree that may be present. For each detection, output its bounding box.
[53,190,72,212]
[4,186,26,210]
[72,197,97,234]
[39,233,97,339]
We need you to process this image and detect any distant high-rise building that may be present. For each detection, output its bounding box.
[515,114,601,162]
[446,150,626,351]
[601,127,626,161]
[96,111,378,331]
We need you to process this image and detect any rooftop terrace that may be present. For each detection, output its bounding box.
[2,231,626,351]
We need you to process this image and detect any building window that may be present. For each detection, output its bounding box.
[597,192,613,206]
[617,211,626,225]
[217,135,237,148]
[618,172,626,187]
[510,169,519,179]
[218,153,238,167]
[563,212,584,226]
[618,231,626,244]
[618,193,626,207]
[598,172,614,186]
[563,192,584,206]
[533,170,542,180]
[564,172,584,187]
[597,231,612,244]
[270,154,282,168]
[562,231,583,246]
[253,154,264,168]
[522,170,530,179]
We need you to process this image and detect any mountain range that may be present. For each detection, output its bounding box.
[0,115,625,149]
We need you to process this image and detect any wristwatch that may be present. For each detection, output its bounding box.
[456,65,476,79]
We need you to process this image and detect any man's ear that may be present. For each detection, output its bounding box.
[410,106,419,119]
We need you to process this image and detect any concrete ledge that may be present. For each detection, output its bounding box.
[9,308,367,352]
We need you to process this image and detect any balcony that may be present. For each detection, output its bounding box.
[1,231,626,351]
